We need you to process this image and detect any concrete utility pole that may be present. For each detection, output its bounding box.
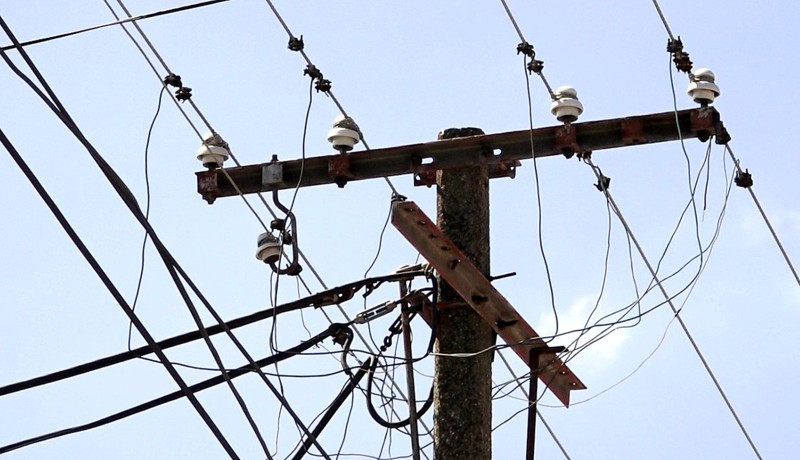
[433,128,493,460]
[195,107,724,457]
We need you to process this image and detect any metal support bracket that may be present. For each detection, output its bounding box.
[391,200,585,407]
[196,108,722,204]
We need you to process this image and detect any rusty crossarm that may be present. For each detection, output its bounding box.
[391,200,586,407]
[197,108,720,203]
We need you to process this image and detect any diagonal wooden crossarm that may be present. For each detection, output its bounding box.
[391,199,585,407]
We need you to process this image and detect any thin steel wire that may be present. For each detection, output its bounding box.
[650,0,676,41]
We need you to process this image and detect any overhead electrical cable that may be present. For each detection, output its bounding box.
[0,18,240,459]
[101,0,329,301]
[0,16,324,458]
[0,296,325,397]
[0,127,239,459]
[0,324,340,455]
[259,0,400,196]
[650,0,676,41]
[128,85,166,351]
[520,48,560,338]
[584,156,763,460]
[0,0,236,52]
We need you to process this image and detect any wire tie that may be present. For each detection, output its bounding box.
[175,86,192,101]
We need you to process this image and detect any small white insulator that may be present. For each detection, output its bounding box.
[327,114,361,152]
[196,132,230,169]
[550,86,584,123]
[255,232,281,264]
[687,68,720,105]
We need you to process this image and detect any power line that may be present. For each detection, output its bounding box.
[650,0,676,41]
[584,156,764,460]
[259,0,400,196]
[498,0,555,98]
[0,18,240,459]
[0,0,236,52]
[128,85,166,351]
[1,15,324,457]
[0,324,338,455]
[0,128,240,459]
[101,0,330,303]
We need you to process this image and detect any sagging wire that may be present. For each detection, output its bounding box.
[668,55,707,284]
[582,155,763,459]
[552,167,732,407]
[565,140,714,357]
[128,85,166,351]
[521,50,560,339]
[559,152,736,401]
[337,281,437,433]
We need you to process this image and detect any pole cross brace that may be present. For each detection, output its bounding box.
[391,200,585,407]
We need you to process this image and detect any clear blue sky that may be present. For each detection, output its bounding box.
[1,1,798,459]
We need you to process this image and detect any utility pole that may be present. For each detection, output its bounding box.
[195,107,724,457]
[432,128,493,460]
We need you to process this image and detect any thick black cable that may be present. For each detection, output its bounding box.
[0,324,341,455]
[0,296,318,397]
[9,17,269,451]
[0,127,238,458]
[365,358,433,430]
[0,0,235,52]
[291,360,370,460]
